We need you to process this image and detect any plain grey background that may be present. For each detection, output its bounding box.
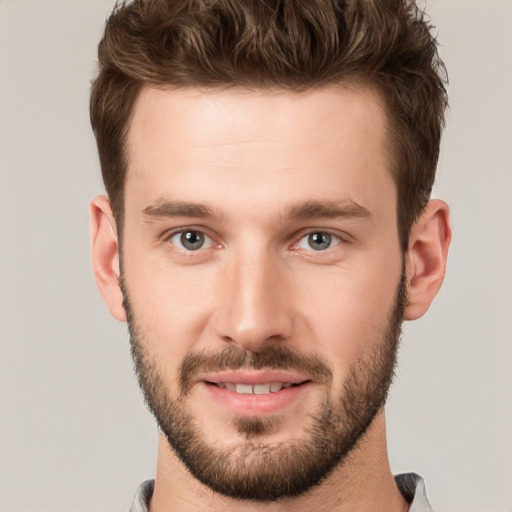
[0,1,511,511]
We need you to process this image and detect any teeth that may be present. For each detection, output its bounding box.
[235,383,253,394]
[253,384,271,395]
[218,382,292,394]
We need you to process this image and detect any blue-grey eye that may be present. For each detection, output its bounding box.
[297,232,341,251]
[170,230,212,251]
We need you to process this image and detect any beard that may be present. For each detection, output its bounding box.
[121,269,407,502]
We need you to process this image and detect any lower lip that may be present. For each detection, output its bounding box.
[201,382,312,416]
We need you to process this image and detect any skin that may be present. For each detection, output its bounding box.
[90,85,451,511]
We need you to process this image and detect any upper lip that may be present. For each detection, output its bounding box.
[198,370,311,386]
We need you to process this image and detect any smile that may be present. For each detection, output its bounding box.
[197,370,313,415]
[213,382,296,394]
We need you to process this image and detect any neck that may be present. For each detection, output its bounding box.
[149,410,409,512]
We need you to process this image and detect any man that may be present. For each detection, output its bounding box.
[89,0,451,510]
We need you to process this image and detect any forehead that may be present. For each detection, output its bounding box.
[127,85,389,154]
[124,85,394,222]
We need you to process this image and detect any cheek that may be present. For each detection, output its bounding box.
[294,259,401,374]
[123,257,220,384]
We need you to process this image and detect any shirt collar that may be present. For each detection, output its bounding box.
[129,473,433,511]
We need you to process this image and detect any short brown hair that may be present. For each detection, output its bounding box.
[90,0,447,250]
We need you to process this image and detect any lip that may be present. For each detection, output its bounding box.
[198,369,310,386]
[197,370,313,416]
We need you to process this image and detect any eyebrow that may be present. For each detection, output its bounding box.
[142,200,220,220]
[141,198,371,222]
[285,199,372,221]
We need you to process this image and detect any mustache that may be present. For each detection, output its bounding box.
[179,345,333,395]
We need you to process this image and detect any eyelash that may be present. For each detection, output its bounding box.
[294,231,344,252]
[164,227,347,254]
[166,228,216,252]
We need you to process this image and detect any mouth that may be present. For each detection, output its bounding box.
[209,381,304,394]
[197,370,313,416]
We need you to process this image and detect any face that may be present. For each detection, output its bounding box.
[121,86,405,500]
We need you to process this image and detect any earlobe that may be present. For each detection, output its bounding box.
[404,199,451,321]
[90,195,127,322]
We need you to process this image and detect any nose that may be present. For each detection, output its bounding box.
[213,247,294,352]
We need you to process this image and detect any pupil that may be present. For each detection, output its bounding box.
[181,231,204,250]
[309,232,331,250]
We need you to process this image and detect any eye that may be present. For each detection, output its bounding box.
[297,232,342,251]
[168,230,213,251]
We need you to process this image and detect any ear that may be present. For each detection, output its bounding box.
[404,199,451,321]
[90,195,126,322]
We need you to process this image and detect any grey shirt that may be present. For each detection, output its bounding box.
[129,473,433,511]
